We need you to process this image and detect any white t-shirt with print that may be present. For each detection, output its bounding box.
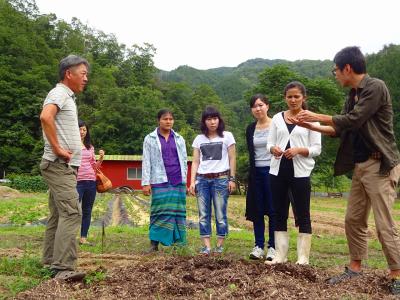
[192,131,236,174]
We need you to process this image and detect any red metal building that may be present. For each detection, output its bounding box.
[98,155,192,190]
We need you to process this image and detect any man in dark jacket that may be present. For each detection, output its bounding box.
[294,46,400,295]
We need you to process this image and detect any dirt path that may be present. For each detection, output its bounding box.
[102,194,133,226]
[111,195,122,226]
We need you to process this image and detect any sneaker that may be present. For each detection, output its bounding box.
[199,246,211,255]
[249,246,264,260]
[389,278,400,295]
[266,247,276,261]
[325,267,361,284]
[213,246,224,254]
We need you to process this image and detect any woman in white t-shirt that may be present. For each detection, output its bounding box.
[189,106,236,255]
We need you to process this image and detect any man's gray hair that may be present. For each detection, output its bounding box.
[59,55,90,80]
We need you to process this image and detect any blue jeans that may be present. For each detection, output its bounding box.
[77,180,97,238]
[196,176,229,238]
[253,167,276,249]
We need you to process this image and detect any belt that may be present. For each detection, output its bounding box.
[197,170,229,179]
[370,152,382,160]
[44,158,79,169]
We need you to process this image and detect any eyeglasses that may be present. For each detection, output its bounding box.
[331,67,339,76]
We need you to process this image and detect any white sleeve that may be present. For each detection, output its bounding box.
[267,117,278,153]
[225,131,236,147]
[307,123,322,158]
[141,136,151,186]
[192,135,200,149]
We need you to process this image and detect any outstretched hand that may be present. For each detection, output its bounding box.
[295,110,318,122]
[287,116,315,130]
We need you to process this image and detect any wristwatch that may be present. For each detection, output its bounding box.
[228,176,236,182]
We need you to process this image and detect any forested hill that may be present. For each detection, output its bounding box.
[1,0,400,190]
[158,59,333,103]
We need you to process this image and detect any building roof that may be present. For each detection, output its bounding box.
[96,155,193,161]
[96,155,142,161]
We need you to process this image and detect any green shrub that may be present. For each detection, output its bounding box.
[8,174,48,192]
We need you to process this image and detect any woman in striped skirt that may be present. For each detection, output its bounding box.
[141,109,188,251]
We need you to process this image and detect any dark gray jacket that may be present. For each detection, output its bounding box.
[332,75,399,175]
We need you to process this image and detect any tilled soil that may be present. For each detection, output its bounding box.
[16,255,398,299]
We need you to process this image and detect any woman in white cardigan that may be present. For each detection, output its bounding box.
[266,81,321,265]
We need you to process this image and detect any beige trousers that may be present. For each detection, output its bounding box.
[345,159,400,270]
[40,159,81,271]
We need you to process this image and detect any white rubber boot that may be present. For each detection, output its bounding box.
[296,233,312,265]
[265,231,289,265]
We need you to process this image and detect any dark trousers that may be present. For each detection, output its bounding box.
[252,167,276,249]
[270,166,311,234]
[77,180,97,238]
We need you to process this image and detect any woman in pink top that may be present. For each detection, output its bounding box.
[77,120,104,245]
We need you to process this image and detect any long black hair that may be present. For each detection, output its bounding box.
[78,119,92,150]
[200,106,225,138]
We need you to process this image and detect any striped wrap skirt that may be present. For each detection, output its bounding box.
[149,183,187,246]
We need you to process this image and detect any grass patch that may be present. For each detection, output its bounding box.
[0,194,48,225]
[84,268,107,285]
[0,226,44,251]
[90,193,114,222]
[0,254,51,299]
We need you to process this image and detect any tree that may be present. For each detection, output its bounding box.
[367,44,400,146]
[115,43,157,88]
[0,0,55,174]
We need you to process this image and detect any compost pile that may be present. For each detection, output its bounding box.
[16,254,397,299]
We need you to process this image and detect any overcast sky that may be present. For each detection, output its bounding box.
[34,0,400,71]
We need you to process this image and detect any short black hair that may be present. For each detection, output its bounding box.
[59,55,90,80]
[333,46,366,74]
[200,106,225,138]
[157,109,174,120]
[249,93,269,108]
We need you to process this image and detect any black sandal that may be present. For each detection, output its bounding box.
[325,267,361,284]
[389,278,400,295]
[53,270,86,281]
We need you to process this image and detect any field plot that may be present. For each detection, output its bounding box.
[1,189,400,299]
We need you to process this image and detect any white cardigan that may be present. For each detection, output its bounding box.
[267,112,321,177]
